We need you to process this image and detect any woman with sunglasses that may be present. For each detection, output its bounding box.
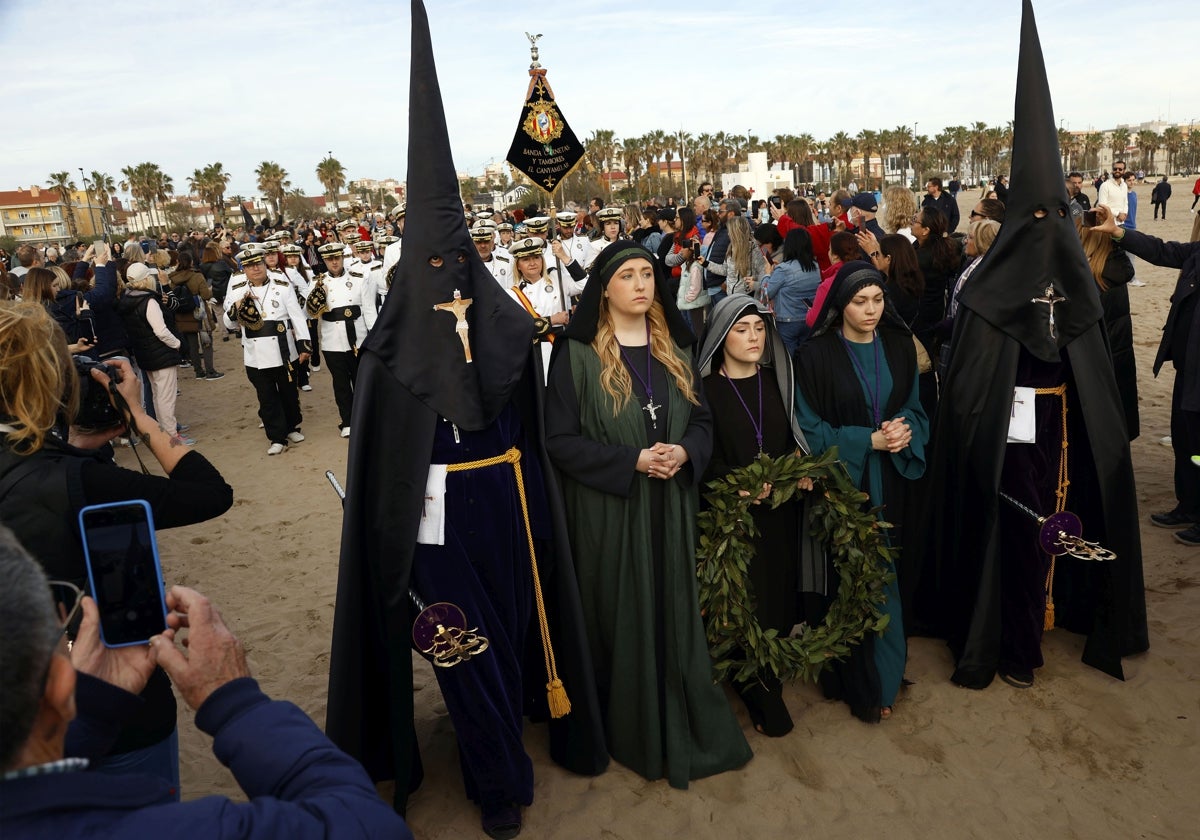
[0,301,232,794]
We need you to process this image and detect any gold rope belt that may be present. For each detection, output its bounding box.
[445,447,570,718]
[1034,384,1069,631]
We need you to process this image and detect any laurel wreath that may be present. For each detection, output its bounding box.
[697,448,896,685]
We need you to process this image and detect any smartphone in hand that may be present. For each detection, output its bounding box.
[78,500,168,647]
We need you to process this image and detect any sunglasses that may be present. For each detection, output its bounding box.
[969,210,984,219]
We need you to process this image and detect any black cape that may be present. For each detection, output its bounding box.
[917,0,1148,686]
[324,0,607,813]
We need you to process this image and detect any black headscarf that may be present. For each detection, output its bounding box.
[561,240,694,348]
[810,260,903,337]
[954,0,1102,363]
[360,0,533,430]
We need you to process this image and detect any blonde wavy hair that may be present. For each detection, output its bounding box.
[592,297,698,415]
[881,185,918,234]
[726,215,753,280]
[0,301,78,454]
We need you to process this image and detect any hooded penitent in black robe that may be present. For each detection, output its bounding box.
[544,241,751,788]
[325,0,607,816]
[697,294,824,735]
[917,0,1148,689]
[794,263,928,722]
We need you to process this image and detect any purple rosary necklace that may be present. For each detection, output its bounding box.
[721,364,764,456]
[840,330,882,429]
[619,319,661,429]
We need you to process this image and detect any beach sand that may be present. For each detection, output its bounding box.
[131,180,1200,838]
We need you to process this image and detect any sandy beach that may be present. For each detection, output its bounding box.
[130,180,1200,839]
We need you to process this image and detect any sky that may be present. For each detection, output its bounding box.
[4,0,1198,203]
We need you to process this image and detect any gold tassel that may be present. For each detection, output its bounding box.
[448,448,571,719]
[1043,597,1056,631]
[547,678,571,718]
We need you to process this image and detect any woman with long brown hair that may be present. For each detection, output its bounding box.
[545,241,751,789]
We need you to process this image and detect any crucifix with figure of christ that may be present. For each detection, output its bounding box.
[1031,284,1068,341]
[433,289,474,363]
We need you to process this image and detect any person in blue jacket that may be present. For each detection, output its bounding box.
[0,527,412,839]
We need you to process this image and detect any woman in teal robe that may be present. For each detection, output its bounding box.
[544,242,752,788]
[794,261,929,722]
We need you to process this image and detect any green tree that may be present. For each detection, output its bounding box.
[1136,129,1161,173]
[47,171,78,239]
[87,170,116,235]
[1109,128,1131,169]
[255,161,291,217]
[1162,126,1184,174]
[316,156,347,213]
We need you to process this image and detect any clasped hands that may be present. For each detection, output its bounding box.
[638,442,689,480]
[872,416,913,453]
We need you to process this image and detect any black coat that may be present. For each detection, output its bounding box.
[116,290,178,371]
[1097,250,1138,439]
[919,311,1149,685]
[1151,181,1172,204]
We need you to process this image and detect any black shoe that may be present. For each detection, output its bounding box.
[1173,525,1200,547]
[1151,510,1194,529]
[998,669,1034,689]
[481,803,522,840]
[205,370,225,380]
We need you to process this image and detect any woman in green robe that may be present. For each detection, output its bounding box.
[794,261,929,722]
[545,242,752,788]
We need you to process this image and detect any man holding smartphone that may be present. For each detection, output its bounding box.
[0,528,412,837]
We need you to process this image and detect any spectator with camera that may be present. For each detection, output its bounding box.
[0,527,413,838]
[0,301,233,790]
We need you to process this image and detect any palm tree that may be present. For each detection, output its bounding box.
[829,132,855,186]
[88,170,115,235]
[910,134,934,188]
[1082,131,1105,172]
[47,171,78,239]
[1109,128,1131,170]
[1136,129,1161,173]
[891,125,915,187]
[255,161,291,217]
[856,129,878,187]
[316,156,347,213]
[677,131,695,196]
[188,163,230,226]
[622,136,645,200]
[1162,126,1184,175]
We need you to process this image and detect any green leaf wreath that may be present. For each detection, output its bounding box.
[697,447,896,685]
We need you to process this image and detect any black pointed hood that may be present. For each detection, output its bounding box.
[955,0,1102,362]
[361,0,533,429]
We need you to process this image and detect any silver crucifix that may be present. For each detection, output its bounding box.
[643,399,661,429]
[1031,285,1068,340]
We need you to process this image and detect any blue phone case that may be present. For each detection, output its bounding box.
[78,499,168,647]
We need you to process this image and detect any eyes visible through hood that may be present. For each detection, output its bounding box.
[427,250,470,268]
[1031,204,1068,220]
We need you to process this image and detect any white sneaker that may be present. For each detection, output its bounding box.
[1129,279,1146,287]
[300,384,313,391]
[340,427,351,438]
[1160,435,1173,447]
[267,442,286,456]
[258,421,264,428]
[311,364,321,372]
[287,431,305,444]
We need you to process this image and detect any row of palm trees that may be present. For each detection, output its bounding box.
[1059,125,1193,176]
[570,123,1200,203]
[46,157,351,238]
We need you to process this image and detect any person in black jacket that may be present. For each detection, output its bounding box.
[922,177,961,232]
[1093,205,1200,543]
[703,198,742,306]
[1151,176,1172,220]
[116,263,187,445]
[0,299,233,793]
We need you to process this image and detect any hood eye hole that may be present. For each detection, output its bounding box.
[456,252,467,263]
[1033,207,1048,219]
[1057,207,1067,218]
[428,256,444,268]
